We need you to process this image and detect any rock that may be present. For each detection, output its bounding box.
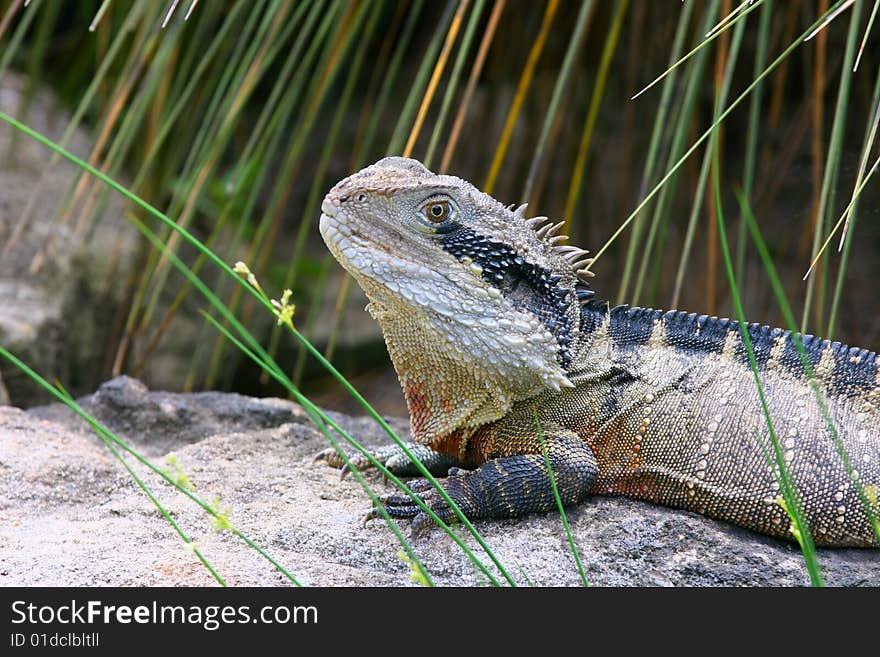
[2,377,877,586]
[0,369,8,406]
[0,73,137,407]
[0,72,389,409]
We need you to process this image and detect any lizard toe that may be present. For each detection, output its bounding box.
[313,447,345,468]
[373,480,458,530]
[315,442,461,478]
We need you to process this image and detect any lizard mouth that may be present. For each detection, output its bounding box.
[320,196,340,219]
[319,194,413,267]
[318,211,355,264]
[319,195,358,248]
[318,202,409,286]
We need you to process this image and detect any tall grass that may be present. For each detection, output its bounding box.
[2,1,876,400]
[0,110,518,585]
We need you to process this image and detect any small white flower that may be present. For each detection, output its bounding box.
[272,289,296,327]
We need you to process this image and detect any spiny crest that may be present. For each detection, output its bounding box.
[513,202,595,302]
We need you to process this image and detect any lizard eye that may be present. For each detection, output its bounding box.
[427,201,449,221]
[418,198,458,232]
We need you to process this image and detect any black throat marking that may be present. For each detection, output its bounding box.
[441,227,575,367]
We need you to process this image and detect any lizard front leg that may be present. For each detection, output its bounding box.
[376,427,598,527]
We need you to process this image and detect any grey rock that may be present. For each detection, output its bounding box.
[2,377,877,586]
[0,73,137,407]
[0,369,8,406]
[30,375,314,457]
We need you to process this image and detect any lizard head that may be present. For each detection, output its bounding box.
[320,157,594,446]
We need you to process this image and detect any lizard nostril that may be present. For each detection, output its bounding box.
[336,192,367,203]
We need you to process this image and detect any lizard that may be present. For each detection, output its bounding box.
[316,156,880,547]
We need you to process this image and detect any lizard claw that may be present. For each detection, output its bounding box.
[339,461,352,480]
[313,447,333,463]
[313,447,345,468]
[369,478,463,532]
[316,446,476,532]
[362,507,380,527]
[314,446,376,478]
[411,512,434,534]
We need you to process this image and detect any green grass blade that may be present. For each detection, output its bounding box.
[854,0,879,71]
[735,0,772,284]
[137,0,290,335]
[534,411,588,587]
[49,377,228,586]
[737,192,880,546]
[828,67,880,336]
[630,0,764,100]
[630,1,719,305]
[198,311,436,588]
[523,0,595,203]
[199,0,342,388]
[424,0,486,169]
[712,142,824,586]
[0,0,40,83]
[589,0,848,276]
[616,0,695,304]
[262,0,377,384]
[800,0,863,333]
[669,7,747,310]
[0,110,515,586]
[0,346,305,587]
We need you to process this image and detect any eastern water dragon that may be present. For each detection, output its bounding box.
[317,156,879,547]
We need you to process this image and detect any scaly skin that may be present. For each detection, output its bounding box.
[318,157,880,547]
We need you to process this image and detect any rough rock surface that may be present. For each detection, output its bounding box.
[1,376,877,587]
[0,73,136,407]
[0,369,8,406]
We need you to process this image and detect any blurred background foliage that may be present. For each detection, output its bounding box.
[0,0,877,416]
